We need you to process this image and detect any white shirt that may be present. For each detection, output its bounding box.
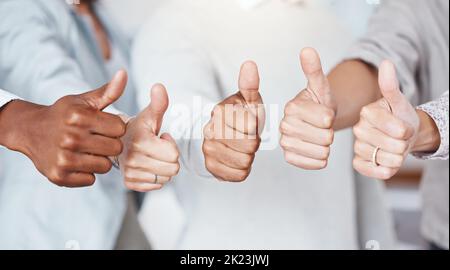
[0,89,20,109]
[133,0,395,249]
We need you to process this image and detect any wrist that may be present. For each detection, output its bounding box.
[0,100,46,156]
[411,109,441,153]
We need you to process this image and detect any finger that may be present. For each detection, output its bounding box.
[212,109,259,140]
[353,122,409,155]
[280,135,331,160]
[125,155,179,177]
[205,157,251,182]
[238,61,261,105]
[203,140,254,170]
[378,60,414,122]
[284,151,327,170]
[124,169,171,184]
[89,111,127,138]
[360,106,415,140]
[300,48,331,104]
[124,181,163,193]
[280,117,334,146]
[132,135,179,163]
[222,104,259,136]
[79,70,128,110]
[75,135,123,157]
[140,83,169,135]
[353,156,398,180]
[354,140,404,168]
[69,153,113,174]
[204,121,260,154]
[63,173,96,188]
[284,97,335,129]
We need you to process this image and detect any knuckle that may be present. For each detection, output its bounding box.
[56,152,71,168]
[202,141,215,155]
[124,170,135,180]
[284,101,297,115]
[319,147,331,160]
[170,148,180,162]
[353,140,361,153]
[168,162,181,176]
[242,154,254,169]
[352,158,359,169]
[396,124,410,140]
[205,158,216,172]
[360,106,371,118]
[284,152,296,165]
[234,170,250,182]
[279,120,289,135]
[48,168,65,186]
[212,105,223,117]
[391,155,404,168]
[173,163,181,175]
[249,137,261,152]
[125,155,139,169]
[396,141,409,153]
[65,108,85,126]
[322,108,336,128]
[316,159,328,169]
[353,123,363,138]
[111,139,124,156]
[323,129,334,145]
[381,168,396,180]
[279,136,290,150]
[116,120,127,136]
[83,175,96,186]
[60,133,79,150]
[100,159,113,174]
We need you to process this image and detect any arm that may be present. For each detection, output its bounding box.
[280,0,424,170]
[352,62,446,180]
[0,72,127,187]
[328,60,381,130]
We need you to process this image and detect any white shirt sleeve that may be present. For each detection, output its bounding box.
[414,91,449,160]
[0,89,22,110]
[132,8,222,178]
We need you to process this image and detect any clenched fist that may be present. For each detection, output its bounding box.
[203,61,265,182]
[0,71,128,187]
[280,48,337,169]
[119,84,180,192]
[353,61,420,180]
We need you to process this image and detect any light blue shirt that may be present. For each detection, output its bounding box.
[0,0,136,249]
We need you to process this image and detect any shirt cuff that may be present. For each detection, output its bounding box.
[0,90,22,109]
[413,94,449,160]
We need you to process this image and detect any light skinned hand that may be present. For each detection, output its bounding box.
[353,60,420,180]
[203,61,265,182]
[119,84,180,192]
[280,48,337,170]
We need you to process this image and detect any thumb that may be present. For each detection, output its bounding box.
[238,61,261,104]
[140,83,169,135]
[378,60,408,116]
[79,70,127,110]
[300,47,331,104]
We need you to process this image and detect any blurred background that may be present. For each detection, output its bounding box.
[102,0,427,250]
